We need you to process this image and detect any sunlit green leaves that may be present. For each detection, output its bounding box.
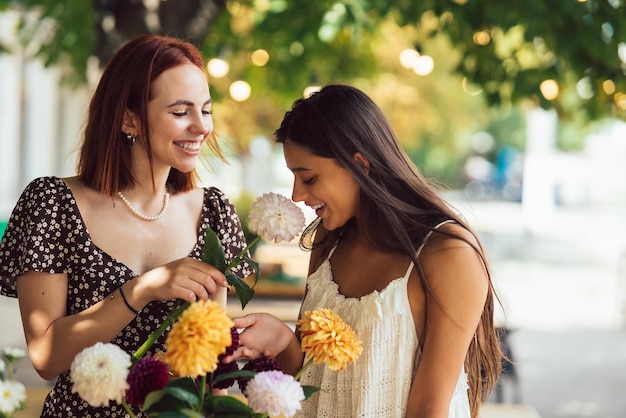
[202,226,256,309]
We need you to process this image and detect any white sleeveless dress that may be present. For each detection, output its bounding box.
[295,224,471,418]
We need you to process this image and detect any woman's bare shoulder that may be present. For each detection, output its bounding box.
[428,221,481,252]
[419,222,488,290]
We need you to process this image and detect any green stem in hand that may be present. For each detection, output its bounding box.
[294,358,314,381]
[121,400,136,418]
[225,236,260,272]
[132,302,190,363]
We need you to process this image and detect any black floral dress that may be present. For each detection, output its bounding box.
[0,176,249,417]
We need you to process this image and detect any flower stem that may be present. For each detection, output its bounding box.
[294,358,314,381]
[197,374,207,413]
[6,363,15,381]
[132,302,190,363]
[225,236,260,272]
[121,400,136,418]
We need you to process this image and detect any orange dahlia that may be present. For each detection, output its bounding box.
[296,308,363,372]
[165,300,234,378]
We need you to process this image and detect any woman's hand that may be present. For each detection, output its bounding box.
[130,257,228,308]
[222,313,295,362]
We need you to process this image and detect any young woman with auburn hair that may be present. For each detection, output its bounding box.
[0,35,249,417]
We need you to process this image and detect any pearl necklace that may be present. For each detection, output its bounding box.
[117,187,170,221]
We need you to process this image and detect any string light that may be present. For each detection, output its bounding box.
[230,80,251,102]
[207,58,229,78]
[540,79,559,100]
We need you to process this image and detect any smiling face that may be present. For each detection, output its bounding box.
[283,140,361,231]
[131,63,213,174]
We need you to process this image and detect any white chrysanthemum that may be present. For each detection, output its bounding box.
[70,342,131,407]
[246,370,304,418]
[0,358,5,373]
[2,347,25,361]
[0,380,26,414]
[248,192,306,243]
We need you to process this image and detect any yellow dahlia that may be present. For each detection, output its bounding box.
[296,308,363,372]
[165,300,234,378]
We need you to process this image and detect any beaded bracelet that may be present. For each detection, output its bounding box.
[119,286,139,315]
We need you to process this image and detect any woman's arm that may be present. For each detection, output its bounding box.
[17,257,227,380]
[18,271,136,380]
[406,227,489,418]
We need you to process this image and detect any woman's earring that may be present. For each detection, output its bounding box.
[126,132,136,145]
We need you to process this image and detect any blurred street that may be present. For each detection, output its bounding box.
[453,196,626,418]
[2,197,626,417]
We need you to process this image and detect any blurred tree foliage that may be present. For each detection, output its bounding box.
[0,0,623,182]
[0,0,623,116]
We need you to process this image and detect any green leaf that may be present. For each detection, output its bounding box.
[202,227,227,271]
[168,377,200,393]
[226,271,255,309]
[142,389,169,411]
[240,256,260,288]
[302,384,321,400]
[150,409,205,418]
[203,226,257,309]
[210,395,253,415]
[142,378,200,412]
[212,369,256,387]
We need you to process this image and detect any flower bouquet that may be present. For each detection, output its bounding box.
[0,347,27,418]
[68,192,357,417]
[71,304,362,417]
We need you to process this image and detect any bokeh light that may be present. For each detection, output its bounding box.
[540,79,559,100]
[229,80,251,102]
[249,49,269,67]
[207,58,229,78]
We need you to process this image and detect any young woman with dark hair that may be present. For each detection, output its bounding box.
[0,35,249,417]
[226,84,502,418]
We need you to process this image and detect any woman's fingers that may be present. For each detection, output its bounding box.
[186,260,227,299]
[140,257,229,303]
[232,314,258,329]
[228,313,294,359]
[221,346,264,363]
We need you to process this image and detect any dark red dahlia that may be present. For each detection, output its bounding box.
[238,357,283,393]
[213,359,239,389]
[223,326,239,357]
[125,357,169,406]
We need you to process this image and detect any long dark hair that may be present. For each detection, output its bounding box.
[275,84,501,417]
[78,34,223,195]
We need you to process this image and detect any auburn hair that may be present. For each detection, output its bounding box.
[78,34,222,195]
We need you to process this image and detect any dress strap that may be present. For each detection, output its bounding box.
[327,239,341,259]
[403,219,456,278]
[416,219,455,257]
